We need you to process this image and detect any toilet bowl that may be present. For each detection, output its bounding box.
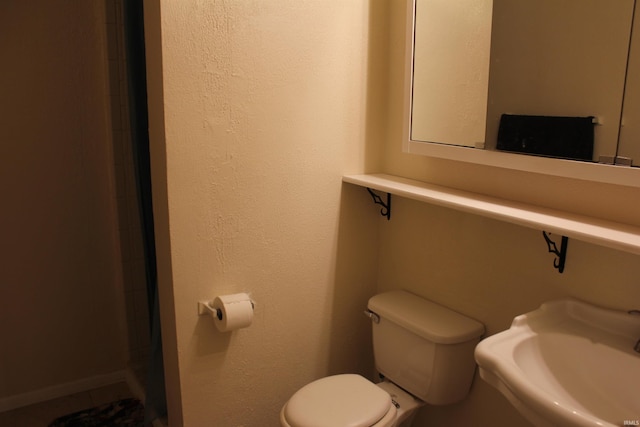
[279,374,423,427]
[280,290,484,427]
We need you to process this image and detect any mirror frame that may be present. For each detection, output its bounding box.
[402,0,640,188]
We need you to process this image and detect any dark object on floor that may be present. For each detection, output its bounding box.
[48,398,144,427]
[497,114,595,161]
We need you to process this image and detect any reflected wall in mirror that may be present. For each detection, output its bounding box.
[486,0,634,162]
[410,0,492,147]
[406,0,640,168]
[619,2,640,166]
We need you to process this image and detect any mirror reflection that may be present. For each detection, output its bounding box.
[618,3,640,166]
[409,0,638,166]
[410,0,492,147]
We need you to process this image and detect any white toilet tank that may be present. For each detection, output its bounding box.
[367,290,484,405]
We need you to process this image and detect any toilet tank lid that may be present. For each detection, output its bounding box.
[368,291,484,344]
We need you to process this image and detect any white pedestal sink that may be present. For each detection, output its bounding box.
[475,299,640,427]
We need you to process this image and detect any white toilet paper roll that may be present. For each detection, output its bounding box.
[212,293,254,332]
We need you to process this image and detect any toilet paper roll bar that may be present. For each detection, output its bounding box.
[198,301,224,320]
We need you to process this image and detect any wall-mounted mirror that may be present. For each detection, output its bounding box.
[404,0,640,186]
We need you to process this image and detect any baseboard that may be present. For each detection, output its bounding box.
[0,370,127,413]
[124,367,146,402]
[124,367,167,427]
[153,417,168,427]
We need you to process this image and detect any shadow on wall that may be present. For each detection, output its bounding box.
[327,184,381,378]
[325,0,391,380]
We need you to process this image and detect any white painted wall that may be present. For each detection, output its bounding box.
[144,1,384,425]
[146,1,640,426]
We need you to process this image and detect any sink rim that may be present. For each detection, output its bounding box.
[475,299,640,427]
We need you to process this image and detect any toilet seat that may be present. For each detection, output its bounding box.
[280,374,397,427]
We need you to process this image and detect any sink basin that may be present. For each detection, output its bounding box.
[475,299,640,427]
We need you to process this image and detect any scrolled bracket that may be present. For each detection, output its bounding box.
[542,231,569,273]
[366,188,391,220]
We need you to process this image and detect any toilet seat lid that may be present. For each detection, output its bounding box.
[283,374,394,427]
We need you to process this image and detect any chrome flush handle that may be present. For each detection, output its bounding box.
[364,309,380,324]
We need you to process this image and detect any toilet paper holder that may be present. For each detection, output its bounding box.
[197,299,255,320]
[198,301,224,320]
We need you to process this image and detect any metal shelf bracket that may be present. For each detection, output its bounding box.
[366,188,391,220]
[542,231,569,273]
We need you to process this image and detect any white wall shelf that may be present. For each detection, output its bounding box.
[343,173,640,256]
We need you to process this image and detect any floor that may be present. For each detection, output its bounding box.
[0,382,135,427]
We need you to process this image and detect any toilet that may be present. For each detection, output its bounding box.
[280,290,485,427]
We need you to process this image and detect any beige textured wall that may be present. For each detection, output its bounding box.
[144,1,384,425]
[384,1,640,426]
[147,0,640,426]
[0,1,126,401]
